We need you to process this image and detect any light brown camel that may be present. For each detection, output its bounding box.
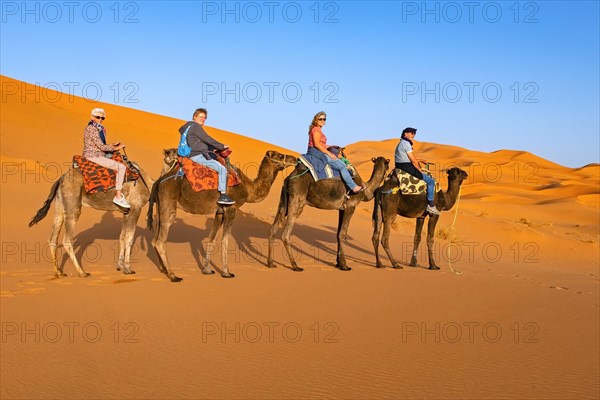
[371,167,468,270]
[147,149,297,282]
[267,156,390,271]
[28,154,154,277]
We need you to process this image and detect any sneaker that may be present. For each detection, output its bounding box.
[113,195,131,208]
[426,205,440,215]
[217,194,235,205]
[351,186,365,194]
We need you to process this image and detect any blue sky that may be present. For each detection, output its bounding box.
[1,0,599,167]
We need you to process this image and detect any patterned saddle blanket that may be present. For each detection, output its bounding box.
[73,154,140,194]
[177,156,241,192]
[298,147,357,182]
[393,169,440,195]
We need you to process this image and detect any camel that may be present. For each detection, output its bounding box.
[371,167,468,270]
[267,156,390,271]
[28,154,154,277]
[147,149,297,282]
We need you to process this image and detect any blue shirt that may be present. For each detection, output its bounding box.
[394,139,413,164]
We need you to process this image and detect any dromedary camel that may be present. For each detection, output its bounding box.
[267,156,390,271]
[28,154,154,277]
[371,167,468,270]
[147,149,297,282]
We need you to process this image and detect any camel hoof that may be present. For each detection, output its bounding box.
[55,272,67,278]
[429,265,440,270]
[392,265,403,269]
[202,269,215,275]
[292,266,304,272]
[375,264,385,269]
[337,265,352,271]
[170,276,183,282]
[79,272,91,277]
[123,269,136,275]
[266,262,277,269]
[221,273,235,278]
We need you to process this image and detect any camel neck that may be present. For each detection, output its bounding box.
[243,157,278,203]
[443,179,462,210]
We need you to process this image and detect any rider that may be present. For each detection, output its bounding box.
[179,108,235,206]
[394,127,440,215]
[306,111,364,193]
[82,108,130,209]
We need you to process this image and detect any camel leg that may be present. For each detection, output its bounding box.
[218,208,237,278]
[410,216,426,267]
[267,204,287,269]
[336,207,355,271]
[117,208,140,275]
[48,197,66,277]
[426,214,441,270]
[381,213,402,269]
[152,202,182,282]
[371,201,384,269]
[203,212,224,275]
[62,208,89,277]
[281,201,305,272]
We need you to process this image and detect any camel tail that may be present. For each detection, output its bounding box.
[372,189,382,229]
[147,177,161,231]
[279,178,290,217]
[28,177,62,227]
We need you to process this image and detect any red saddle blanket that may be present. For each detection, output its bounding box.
[178,156,241,192]
[73,154,140,194]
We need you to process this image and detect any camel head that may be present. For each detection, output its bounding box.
[362,156,390,200]
[265,150,298,170]
[445,167,469,185]
[163,148,179,166]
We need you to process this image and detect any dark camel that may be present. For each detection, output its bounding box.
[267,156,390,271]
[28,155,154,277]
[371,167,468,270]
[147,149,297,282]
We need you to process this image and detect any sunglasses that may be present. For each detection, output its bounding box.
[318,117,326,121]
[94,116,106,120]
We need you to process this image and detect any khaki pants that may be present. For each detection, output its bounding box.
[87,156,126,191]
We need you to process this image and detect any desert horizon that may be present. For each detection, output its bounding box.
[1,75,599,399]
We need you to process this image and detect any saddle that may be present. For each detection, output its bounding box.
[389,169,440,195]
[177,156,241,192]
[73,153,140,194]
[299,146,357,182]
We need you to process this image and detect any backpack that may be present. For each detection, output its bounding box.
[178,125,192,157]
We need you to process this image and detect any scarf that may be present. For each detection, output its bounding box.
[89,120,107,144]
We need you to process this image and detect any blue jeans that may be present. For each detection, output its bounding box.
[190,154,228,193]
[422,173,435,203]
[326,157,358,190]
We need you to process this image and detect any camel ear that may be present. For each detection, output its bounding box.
[386,158,390,164]
[372,157,376,163]
[266,150,274,158]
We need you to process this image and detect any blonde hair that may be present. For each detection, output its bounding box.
[308,111,326,135]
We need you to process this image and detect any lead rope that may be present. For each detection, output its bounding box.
[447,186,462,275]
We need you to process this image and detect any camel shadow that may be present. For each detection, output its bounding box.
[66,212,158,272]
[67,210,382,274]
[72,212,216,274]
[229,211,377,270]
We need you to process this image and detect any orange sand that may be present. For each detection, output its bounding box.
[1,76,599,399]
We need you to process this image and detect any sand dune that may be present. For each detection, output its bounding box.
[1,75,599,399]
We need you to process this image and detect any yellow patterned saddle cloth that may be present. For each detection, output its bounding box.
[391,169,440,195]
